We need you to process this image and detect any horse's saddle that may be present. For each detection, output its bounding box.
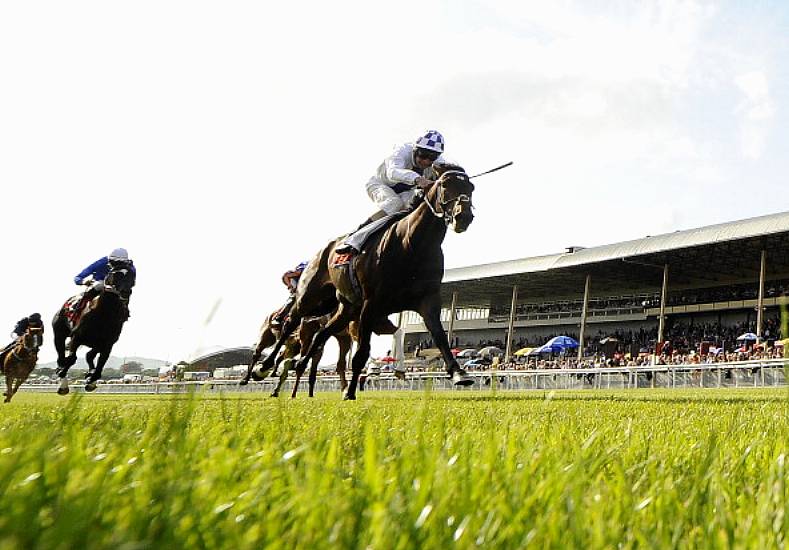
[334,256,363,305]
[63,294,96,330]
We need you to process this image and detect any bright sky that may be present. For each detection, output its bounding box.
[1,1,787,364]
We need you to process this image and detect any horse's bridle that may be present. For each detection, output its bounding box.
[104,269,131,301]
[422,170,473,225]
[11,328,41,360]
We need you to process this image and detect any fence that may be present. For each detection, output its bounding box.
[19,359,788,395]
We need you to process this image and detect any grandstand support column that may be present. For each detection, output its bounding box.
[756,249,767,344]
[504,285,519,363]
[577,274,591,362]
[392,312,405,367]
[657,263,669,347]
[447,291,458,347]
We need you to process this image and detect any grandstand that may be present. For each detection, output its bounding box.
[186,346,254,371]
[402,210,789,362]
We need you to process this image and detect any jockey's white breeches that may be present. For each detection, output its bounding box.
[366,180,416,216]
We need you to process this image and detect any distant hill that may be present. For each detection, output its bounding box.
[37,356,170,372]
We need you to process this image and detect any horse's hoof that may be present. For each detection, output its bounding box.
[85,382,97,392]
[343,392,356,401]
[250,366,271,382]
[452,371,474,386]
[57,387,70,396]
[269,392,279,398]
[238,379,248,386]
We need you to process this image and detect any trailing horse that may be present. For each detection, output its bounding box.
[259,163,475,400]
[1,326,44,403]
[239,310,354,398]
[52,267,135,394]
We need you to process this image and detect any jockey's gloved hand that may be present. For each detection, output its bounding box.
[414,176,433,189]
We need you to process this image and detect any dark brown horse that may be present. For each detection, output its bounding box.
[1,326,44,403]
[259,163,475,399]
[53,266,135,394]
[240,310,354,397]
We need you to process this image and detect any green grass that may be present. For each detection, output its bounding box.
[0,389,787,549]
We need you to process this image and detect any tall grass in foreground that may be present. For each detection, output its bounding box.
[0,390,787,549]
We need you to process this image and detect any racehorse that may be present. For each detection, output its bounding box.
[52,266,135,394]
[258,163,475,400]
[1,326,44,403]
[240,310,354,397]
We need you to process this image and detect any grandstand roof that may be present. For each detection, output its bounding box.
[187,346,254,371]
[443,210,789,307]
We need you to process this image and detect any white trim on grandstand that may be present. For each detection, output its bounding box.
[444,209,789,283]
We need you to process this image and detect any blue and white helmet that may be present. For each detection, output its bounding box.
[415,130,444,154]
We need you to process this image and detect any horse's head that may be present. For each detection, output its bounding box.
[21,326,43,351]
[104,266,135,298]
[428,163,475,233]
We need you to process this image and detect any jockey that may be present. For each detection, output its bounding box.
[333,130,446,265]
[72,248,137,314]
[0,313,43,365]
[274,261,308,323]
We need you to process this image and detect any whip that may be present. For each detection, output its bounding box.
[469,161,513,179]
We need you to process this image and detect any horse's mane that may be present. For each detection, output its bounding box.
[433,162,466,177]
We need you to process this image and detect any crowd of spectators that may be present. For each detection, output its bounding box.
[407,312,787,371]
[409,314,784,356]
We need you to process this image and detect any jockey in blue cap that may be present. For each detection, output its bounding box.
[72,248,137,317]
[274,261,308,324]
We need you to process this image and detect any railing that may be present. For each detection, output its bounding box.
[19,359,788,395]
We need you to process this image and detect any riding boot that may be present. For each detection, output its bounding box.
[275,295,296,324]
[341,210,410,254]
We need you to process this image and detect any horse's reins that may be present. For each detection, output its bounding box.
[422,170,473,223]
[422,161,513,223]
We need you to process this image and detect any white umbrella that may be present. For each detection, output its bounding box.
[478,346,503,357]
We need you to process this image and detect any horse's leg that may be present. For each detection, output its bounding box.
[85,349,110,391]
[84,349,98,383]
[271,336,299,397]
[11,375,25,402]
[271,358,292,397]
[54,316,76,395]
[344,313,374,401]
[54,317,76,372]
[257,317,299,375]
[418,296,473,386]
[335,333,351,392]
[269,349,289,397]
[308,345,325,398]
[240,323,276,385]
[292,303,353,399]
[4,373,11,403]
